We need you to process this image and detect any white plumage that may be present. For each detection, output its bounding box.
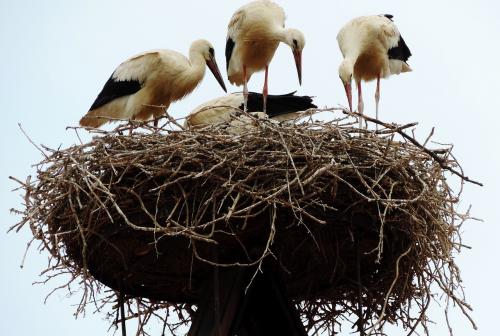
[185,92,316,131]
[80,39,226,128]
[337,14,412,127]
[225,0,305,112]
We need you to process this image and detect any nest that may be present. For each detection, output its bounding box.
[11,110,478,335]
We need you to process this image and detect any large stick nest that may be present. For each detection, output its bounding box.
[11,110,477,335]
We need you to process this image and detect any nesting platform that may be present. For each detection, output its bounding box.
[13,113,476,334]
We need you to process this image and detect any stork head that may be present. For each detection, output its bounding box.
[338,59,354,112]
[191,39,227,92]
[283,28,305,85]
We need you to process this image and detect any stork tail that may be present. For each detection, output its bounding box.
[246,92,317,119]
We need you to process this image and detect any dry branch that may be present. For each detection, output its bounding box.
[11,110,477,335]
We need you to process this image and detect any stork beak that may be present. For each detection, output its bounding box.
[206,57,227,92]
[293,49,302,85]
[344,82,353,112]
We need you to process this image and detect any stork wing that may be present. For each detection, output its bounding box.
[379,20,400,47]
[388,35,412,62]
[89,51,161,111]
[186,93,242,127]
[227,8,245,34]
[89,76,141,111]
[225,38,236,72]
[261,92,317,119]
[226,9,245,71]
[379,16,412,62]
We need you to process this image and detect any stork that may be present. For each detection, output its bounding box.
[337,14,412,128]
[79,39,226,128]
[185,91,316,129]
[226,0,305,113]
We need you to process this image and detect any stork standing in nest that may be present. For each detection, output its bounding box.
[337,14,412,128]
[79,39,226,129]
[226,0,305,113]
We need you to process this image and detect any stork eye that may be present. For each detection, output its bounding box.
[208,47,214,57]
[293,39,298,48]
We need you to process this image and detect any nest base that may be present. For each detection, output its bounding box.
[82,198,407,304]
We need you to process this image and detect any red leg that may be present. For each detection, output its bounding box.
[375,75,381,130]
[357,81,364,129]
[263,65,269,113]
[243,65,248,113]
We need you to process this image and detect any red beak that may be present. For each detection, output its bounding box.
[343,82,352,112]
[206,57,227,92]
[293,50,302,85]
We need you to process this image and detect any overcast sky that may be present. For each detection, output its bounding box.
[1,0,498,335]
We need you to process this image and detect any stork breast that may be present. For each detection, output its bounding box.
[240,40,280,71]
[353,49,388,81]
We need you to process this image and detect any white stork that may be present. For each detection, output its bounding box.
[337,14,412,128]
[185,92,316,130]
[226,0,305,113]
[79,39,226,128]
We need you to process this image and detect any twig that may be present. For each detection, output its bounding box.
[342,110,483,186]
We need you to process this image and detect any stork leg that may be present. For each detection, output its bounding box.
[375,75,381,131]
[243,65,249,113]
[262,65,269,113]
[356,81,364,129]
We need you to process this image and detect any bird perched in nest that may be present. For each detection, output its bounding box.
[337,14,412,128]
[79,39,227,128]
[226,0,305,113]
[184,92,316,132]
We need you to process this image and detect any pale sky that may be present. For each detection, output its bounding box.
[1,0,498,335]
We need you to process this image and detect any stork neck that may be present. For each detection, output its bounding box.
[343,47,362,64]
[275,28,292,46]
[188,51,207,78]
[342,57,355,71]
[189,50,205,67]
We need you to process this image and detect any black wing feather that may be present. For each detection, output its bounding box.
[388,35,412,62]
[241,92,317,118]
[89,74,142,111]
[225,37,236,71]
